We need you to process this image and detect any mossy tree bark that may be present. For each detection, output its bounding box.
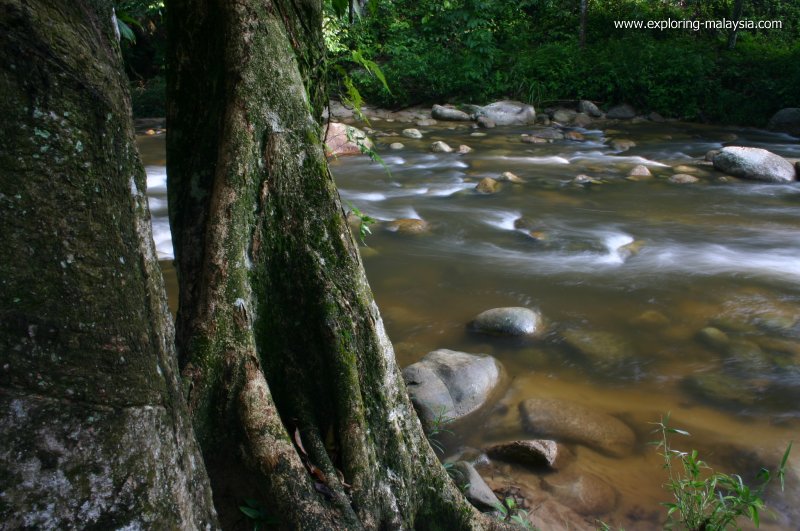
[167,1,502,529]
[0,1,217,528]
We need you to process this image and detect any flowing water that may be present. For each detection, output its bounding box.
[137,119,800,529]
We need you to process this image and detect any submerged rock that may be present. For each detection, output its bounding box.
[518,398,636,457]
[573,113,593,127]
[416,118,438,127]
[683,372,759,408]
[528,128,564,141]
[564,131,585,141]
[470,307,545,337]
[561,328,635,367]
[712,146,796,183]
[542,471,618,516]
[402,349,502,427]
[697,327,729,350]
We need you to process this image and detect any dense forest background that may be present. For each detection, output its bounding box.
[125,0,799,125]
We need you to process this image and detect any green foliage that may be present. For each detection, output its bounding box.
[349,0,800,125]
[426,406,454,455]
[239,498,279,530]
[493,496,536,530]
[653,414,792,530]
[345,202,376,245]
[130,76,166,117]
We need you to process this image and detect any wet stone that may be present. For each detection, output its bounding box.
[431,140,453,153]
[450,461,501,511]
[485,439,572,470]
[475,177,500,194]
[471,307,545,338]
[669,173,699,184]
[561,328,635,368]
[697,327,729,350]
[401,128,423,139]
[385,218,429,235]
[402,349,502,428]
[518,398,636,457]
[498,171,524,183]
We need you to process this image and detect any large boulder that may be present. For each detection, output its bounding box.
[606,104,636,120]
[578,100,603,118]
[402,349,502,427]
[324,122,372,156]
[474,100,536,126]
[712,146,796,183]
[431,104,472,122]
[470,307,545,337]
[518,398,636,457]
[767,108,800,136]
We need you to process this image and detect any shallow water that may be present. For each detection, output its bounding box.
[138,119,800,529]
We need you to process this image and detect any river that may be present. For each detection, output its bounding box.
[137,116,800,529]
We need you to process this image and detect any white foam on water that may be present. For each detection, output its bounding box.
[425,182,475,197]
[151,217,174,260]
[482,210,522,231]
[145,166,167,192]
[340,191,388,202]
[491,155,571,165]
[569,152,670,166]
[597,232,636,264]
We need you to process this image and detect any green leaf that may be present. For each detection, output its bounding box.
[117,19,136,43]
[239,506,262,520]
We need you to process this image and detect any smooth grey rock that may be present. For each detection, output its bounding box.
[705,149,721,161]
[471,307,545,337]
[606,104,637,119]
[713,146,796,183]
[457,144,473,154]
[628,165,652,178]
[432,104,472,122]
[431,140,453,153]
[401,128,423,139]
[578,100,602,118]
[573,113,593,127]
[542,471,618,516]
[450,461,501,510]
[389,142,404,150]
[519,398,636,457]
[767,108,800,136]
[416,118,438,127]
[475,100,536,126]
[476,116,496,129]
[403,349,502,427]
[553,109,577,123]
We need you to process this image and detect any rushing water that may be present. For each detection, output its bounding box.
[138,118,800,529]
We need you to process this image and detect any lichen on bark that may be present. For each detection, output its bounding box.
[0,1,217,527]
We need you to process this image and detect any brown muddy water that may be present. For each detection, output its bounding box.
[137,118,800,530]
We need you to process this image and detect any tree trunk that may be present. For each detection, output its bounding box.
[0,1,217,528]
[167,0,501,529]
[727,0,745,49]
